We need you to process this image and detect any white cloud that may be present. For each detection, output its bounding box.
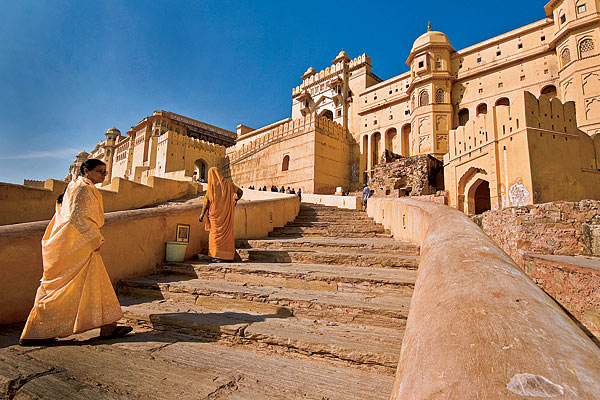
[0,147,81,160]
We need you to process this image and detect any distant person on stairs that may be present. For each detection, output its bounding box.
[362,185,372,211]
[20,159,132,346]
[199,167,243,262]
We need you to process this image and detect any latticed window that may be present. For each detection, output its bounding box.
[561,48,571,66]
[580,39,594,55]
[419,90,429,106]
[435,89,444,103]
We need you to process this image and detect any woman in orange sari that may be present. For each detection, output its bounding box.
[199,167,243,261]
[20,159,131,346]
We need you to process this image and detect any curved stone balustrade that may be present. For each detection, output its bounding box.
[366,198,600,399]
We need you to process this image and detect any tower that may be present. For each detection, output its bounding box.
[406,25,455,160]
[545,0,600,135]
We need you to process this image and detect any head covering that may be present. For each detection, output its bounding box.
[206,167,234,204]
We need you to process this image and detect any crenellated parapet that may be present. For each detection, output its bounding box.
[157,130,227,156]
[226,114,348,164]
[446,92,580,163]
[292,53,370,97]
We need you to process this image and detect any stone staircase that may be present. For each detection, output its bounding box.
[116,203,420,399]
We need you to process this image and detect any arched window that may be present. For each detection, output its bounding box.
[458,109,470,127]
[580,38,594,56]
[561,47,571,66]
[419,90,429,106]
[282,155,290,171]
[476,103,488,116]
[541,85,557,98]
[411,94,415,109]
[435,88,444,103]
[496,98,510,107]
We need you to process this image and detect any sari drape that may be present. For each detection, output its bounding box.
[21,177,123,340]
[202,167,238,260]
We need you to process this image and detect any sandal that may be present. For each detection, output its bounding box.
[19,338,57,347]
[99,325,133,339]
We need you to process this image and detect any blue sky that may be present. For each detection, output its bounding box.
[0,0,545,184]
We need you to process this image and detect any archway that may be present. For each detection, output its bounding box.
[282,155,290,171]
[468,179,491,214]
[541,85,557,98]
[371,132,381,168]
[362,135,369,183]
[193,159,207,182]
[476,103,488,116]
[495,97,510,107]
[458,108,470,127]
[401,125,411,157]
[320,109,334,120]
[385,128,397,154]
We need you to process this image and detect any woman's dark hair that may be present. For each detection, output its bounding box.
[56,193,64,204]
[79,159,106,176]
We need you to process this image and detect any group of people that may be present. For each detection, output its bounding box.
[245,185,302,200]
[20,161,243,346]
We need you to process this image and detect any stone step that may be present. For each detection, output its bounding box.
[286,221,381,228]
[4,327,395,399]
[294,214,373,222]
[235,237,420,255]
[156,262,416,296]
[297,210,367,218]
[120,297,403,372]
[117,277,411,328]
[269,227,392,238]
[236,249,418,269]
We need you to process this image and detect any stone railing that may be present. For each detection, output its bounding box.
[0,177,204,226]
[0,192,299,325]
[367,198,600,399]
[226,114,348,165]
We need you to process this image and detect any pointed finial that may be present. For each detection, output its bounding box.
[427,21,431,32]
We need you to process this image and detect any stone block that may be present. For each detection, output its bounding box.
[583,223,600,256]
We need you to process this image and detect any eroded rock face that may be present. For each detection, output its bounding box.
[478,200,600,265]
[370,155,443,198]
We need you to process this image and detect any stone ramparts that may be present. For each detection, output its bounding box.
[0,177,202,225]
[367,197,600,399]
[0,192,299,325]
[226,114,348,165]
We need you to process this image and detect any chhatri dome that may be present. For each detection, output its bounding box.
[410,23,452,53]
[106,127,121,135]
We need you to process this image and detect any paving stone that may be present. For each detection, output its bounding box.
[157,261,416,296]
[118,278,411,327]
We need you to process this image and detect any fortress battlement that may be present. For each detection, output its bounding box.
[227,113,347,163]
[292,53,370,96]
[446,92,581,163]
[157,131,227,156]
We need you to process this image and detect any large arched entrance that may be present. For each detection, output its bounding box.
[193,159,207,182]
[472,180,491,214]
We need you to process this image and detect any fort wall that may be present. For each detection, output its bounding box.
[225,114,351,194]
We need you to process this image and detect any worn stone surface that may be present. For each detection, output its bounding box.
[478,200,600,266]
[522,253,600,340]
[370,154,443,198]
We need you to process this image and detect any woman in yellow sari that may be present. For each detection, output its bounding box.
[199,167,243,261]
[20,159,131,346]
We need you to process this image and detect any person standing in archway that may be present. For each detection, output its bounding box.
[20,159,131,346]
[199,167,243,262]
